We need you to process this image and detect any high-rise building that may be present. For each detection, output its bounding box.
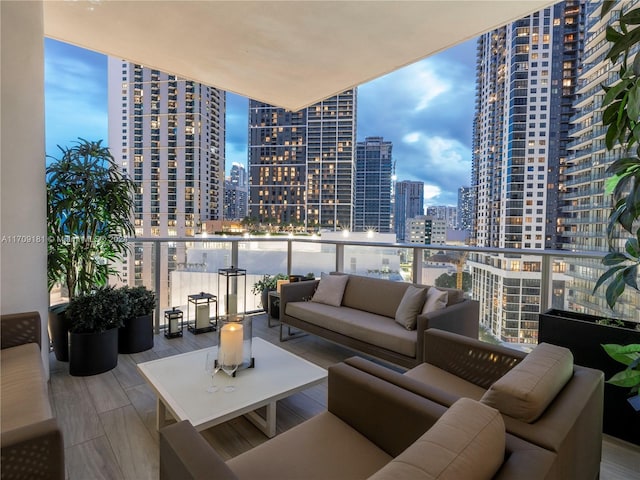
[425,206,458,230]
[395,180,424,242]
[470,2,585,344]
[247,90,356,231]
[406,216,447,246]
[108,59,225,291]
[564,1,640,320]
[457,186,473,231]
[354,136,393,232]
[224,163,248,220]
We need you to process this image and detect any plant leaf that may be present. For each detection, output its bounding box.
[607,369,640,388]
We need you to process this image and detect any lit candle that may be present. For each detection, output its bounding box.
[219,323,244,365]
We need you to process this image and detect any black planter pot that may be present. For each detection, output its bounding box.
[48,304,71,362]
[538,309,640,445]
[118,314,154,354]
[69,327,119,376]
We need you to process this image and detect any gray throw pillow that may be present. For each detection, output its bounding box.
[395,285,427,330]
[311,273,349,307]
[422,287,448,314]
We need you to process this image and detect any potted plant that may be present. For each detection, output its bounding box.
[251,273,288,312]
[47,138,136,361]
[118,285,156,354]
[602,343,640,412]
[66,286,130,376]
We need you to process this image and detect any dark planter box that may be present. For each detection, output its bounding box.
[69,327,119,376]
[48,304,71,362]
[538,309,640,445]
[118,314,154,354]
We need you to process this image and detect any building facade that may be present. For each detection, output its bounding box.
[247,90,356,231]
[470,2,585,344]
[563,0,640,320]
[224,163,248,220]
[406,216,447,246]
[395,180,424,242]
[425,206,458,230]
[354,136,393,232]
[108,58,225,295]
[457,186,473,231]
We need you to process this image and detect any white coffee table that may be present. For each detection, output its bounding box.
[137,337,327,437]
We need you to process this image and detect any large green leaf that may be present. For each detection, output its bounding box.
[606,274,627,309]
[601,0,617,18]
[603,344,640,366]
[607,369,640,388]
[620,8,640,26]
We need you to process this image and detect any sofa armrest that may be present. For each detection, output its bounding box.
[415,300,479,363]
[159,421,238,480]
[327,362,445,457]
[1,418,64,480]
[280,280,319,320]
[0,311,41,350]
[423,329,525,389]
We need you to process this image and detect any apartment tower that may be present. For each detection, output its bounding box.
[354,136,393,232]
[247,90,357,231]
[470,2,585,344]
[224,163,248,220]
[395,180,424,242]
[108,59,225,296]
[564,1,640,320]
[457,186,473,232]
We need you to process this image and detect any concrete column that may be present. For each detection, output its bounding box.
[1,1,49,375]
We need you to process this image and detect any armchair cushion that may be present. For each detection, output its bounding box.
[311,273,349,307]
[368,398,505,480]
[481,343,573,423]
[395,285,427,330]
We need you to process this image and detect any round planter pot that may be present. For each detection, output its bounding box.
[118,314,154,354]
[69,327,119,376]
[48,304,71,362]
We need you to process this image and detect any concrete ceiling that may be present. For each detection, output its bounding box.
[43,0,555,111]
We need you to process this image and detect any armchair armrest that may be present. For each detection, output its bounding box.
[160,421,238,480]
[327,361,445,457]
[1,418,64,480]
[280,280,318,320]
[423,329,525,389]
[0,311,41,350]
[415,299,479,364]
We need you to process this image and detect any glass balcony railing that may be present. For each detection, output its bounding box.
[50,236,639,345]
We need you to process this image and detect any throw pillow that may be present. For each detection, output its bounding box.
[480,342,573,423]
[421,287,448,314]
[395,285,427,330]
[310,273,349,307]
[368,398,505,480]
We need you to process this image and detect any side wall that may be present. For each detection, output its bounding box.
[1,1,49,375]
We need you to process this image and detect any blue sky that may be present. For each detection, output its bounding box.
[45,38,477,206]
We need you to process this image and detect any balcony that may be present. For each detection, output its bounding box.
[48,316,640,479]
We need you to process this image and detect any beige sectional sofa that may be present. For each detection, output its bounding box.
[160,360,558,480]
[280,274,479,367]
[0,312,64,480]
[346,329,604,480]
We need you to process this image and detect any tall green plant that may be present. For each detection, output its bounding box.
[594,2,640,309]
[47,138,136,300]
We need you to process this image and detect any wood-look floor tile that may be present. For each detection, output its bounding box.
[112,354,146,390]
[65,436,124,480]
[100,405,158,480]
[84,372,131,413]
[53,382,104,447]
[125,383,159,441]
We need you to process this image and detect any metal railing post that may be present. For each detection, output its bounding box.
[540,254,553,314]
[154,240,161,334]
[231,240,239,268]
[287,239,293,275]
[336,243,344,273]
[412,247,422,284]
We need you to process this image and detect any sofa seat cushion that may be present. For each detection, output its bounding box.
[286,302,416,358]
[0,343,52,433]
[227,411,392,480]
[481,342,574,423]
[404,363,486,403]
[368,398,505,480]
[341,275,411,318]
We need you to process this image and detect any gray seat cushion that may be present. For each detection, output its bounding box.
[286,302,417,357]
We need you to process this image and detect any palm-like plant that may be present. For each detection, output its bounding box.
[47,138,136,299]
[594,2,640,309]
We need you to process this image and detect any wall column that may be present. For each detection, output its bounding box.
[1,1,49,376]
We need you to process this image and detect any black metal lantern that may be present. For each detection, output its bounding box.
[187,292,217,334]
[218,266,247,316]
[164,307,183,338]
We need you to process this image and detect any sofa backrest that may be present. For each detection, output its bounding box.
[340,274,465,318]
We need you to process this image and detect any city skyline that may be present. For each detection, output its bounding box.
[44,37,476,208]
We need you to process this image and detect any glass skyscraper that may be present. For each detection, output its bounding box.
[354,136,392,232]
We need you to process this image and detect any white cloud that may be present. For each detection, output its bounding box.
[424,184,441,200]
[403,132,421,144]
